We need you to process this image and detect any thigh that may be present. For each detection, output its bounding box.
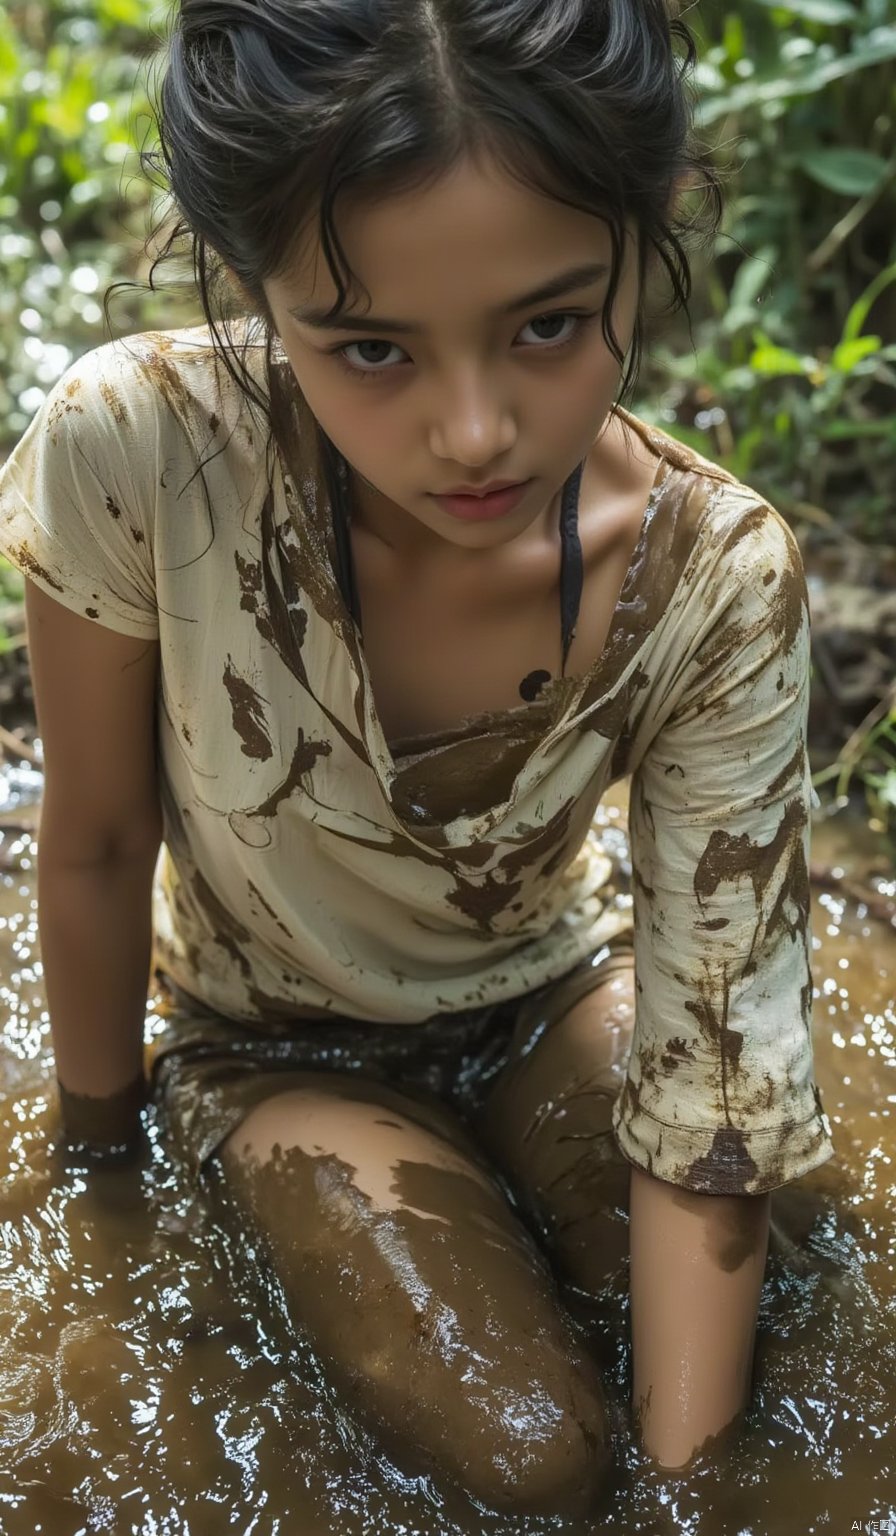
[212,1071,612,1519]
[472,954,637,1300]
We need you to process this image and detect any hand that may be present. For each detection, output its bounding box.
[50,1116,149,1172]
[49,1120,152,1223]
[56,1125,148,1166]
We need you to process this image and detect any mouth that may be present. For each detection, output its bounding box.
[438,478,527,498]
[429,480,533,522]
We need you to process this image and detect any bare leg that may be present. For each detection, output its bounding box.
[470,960,771,1467]
[472,959,637,1300]
[209,1072,613,1518]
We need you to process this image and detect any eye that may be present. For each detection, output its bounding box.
[327,309,601,384]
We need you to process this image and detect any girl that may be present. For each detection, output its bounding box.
[0,0,835,1518]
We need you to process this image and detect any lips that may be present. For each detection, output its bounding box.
[440,479,524,498]
[431,479,532,521]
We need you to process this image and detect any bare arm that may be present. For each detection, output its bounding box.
[20,577,163,1153]
[37,846,159,1151]
[628,1163,771,1467]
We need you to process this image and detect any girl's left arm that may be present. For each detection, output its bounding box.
[614,501,836,1463]
[628,1164,771,1467]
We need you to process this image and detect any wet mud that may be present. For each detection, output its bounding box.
[214,1115,613,1520]
[0,773,893,1533]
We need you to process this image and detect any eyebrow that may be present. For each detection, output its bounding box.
[288,261,610,334]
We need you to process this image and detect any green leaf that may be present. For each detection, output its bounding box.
[14,126,39,160]
[722,14,746,64]
[729,247,776,310]
[0,18,20,89]
[60,149,87,185]
[877,770,896,810]
[96,0,147,26]
[696,30,896,126]
[819,418,896,442]
[729,425,765,479]
[750,0,858,21]
[842,262,896,342]
[750,343,813,376]
[720,366,760,394]
[799,148,891,195]
[830,336,882,371]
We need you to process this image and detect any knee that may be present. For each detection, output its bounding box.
[354,1334,614,1517]
[444,1383,613,1518]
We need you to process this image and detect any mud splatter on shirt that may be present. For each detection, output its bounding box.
[0,320,836,1193]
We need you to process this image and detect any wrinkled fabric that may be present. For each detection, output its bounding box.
[145,934,637,1193]
[0,319,836,1193]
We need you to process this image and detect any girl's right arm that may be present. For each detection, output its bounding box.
[24,577,162,1152]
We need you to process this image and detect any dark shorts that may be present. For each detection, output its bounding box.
[145,934,636,1189]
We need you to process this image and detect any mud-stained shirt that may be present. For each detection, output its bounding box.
[0,321,836,1193]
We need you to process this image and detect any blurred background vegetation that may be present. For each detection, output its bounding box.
[0,0,894,845]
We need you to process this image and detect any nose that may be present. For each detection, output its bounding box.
[429,367,516,465]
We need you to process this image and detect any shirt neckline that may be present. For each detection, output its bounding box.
[384,443,673,759]
[270,385,733,836]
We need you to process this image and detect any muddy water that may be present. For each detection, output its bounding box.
[0,766,893,1535]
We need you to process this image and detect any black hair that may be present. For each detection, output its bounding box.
[122,0,723,515]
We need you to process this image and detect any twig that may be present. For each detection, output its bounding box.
[0,724,42,768]
[809,860,896,928]
[806,162,896,274]
[838,680,896,768]
[791,500,874,553]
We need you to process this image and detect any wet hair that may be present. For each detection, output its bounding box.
[126,0,723,504]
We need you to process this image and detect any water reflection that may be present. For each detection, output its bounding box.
[0,766,893,1532]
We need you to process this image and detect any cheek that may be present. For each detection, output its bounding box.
[301,379,395,473]
[281,353,382,444]
[544,343,621,428]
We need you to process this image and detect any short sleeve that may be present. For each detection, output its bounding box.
[0,342,158,638]
[613,500,836,1196]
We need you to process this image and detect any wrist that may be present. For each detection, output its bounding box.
[56,1070,148,1152]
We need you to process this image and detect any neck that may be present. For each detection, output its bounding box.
[345,469,565,583]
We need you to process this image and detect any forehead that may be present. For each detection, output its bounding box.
[278,157,624,318]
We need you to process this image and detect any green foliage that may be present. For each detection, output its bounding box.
[636,0,895,542]
[1,0,892,504]
[0,0,196,448]
[812,693,896,849]
[648,1,896,840]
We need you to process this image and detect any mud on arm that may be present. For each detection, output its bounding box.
[629,1163,771,1466]
[613,502,836,1457]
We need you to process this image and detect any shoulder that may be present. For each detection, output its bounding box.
[44,319,266,453]
[625,411,802,586]
[613,404,741,492]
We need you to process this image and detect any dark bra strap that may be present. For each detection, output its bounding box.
[559,459,585,673]
[332,454,585,678]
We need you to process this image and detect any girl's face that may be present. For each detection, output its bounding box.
[263,153,642,563]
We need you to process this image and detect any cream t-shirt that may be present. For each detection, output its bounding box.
[0,321,836,1191]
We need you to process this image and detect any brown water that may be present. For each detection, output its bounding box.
[0,767,893,1535]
